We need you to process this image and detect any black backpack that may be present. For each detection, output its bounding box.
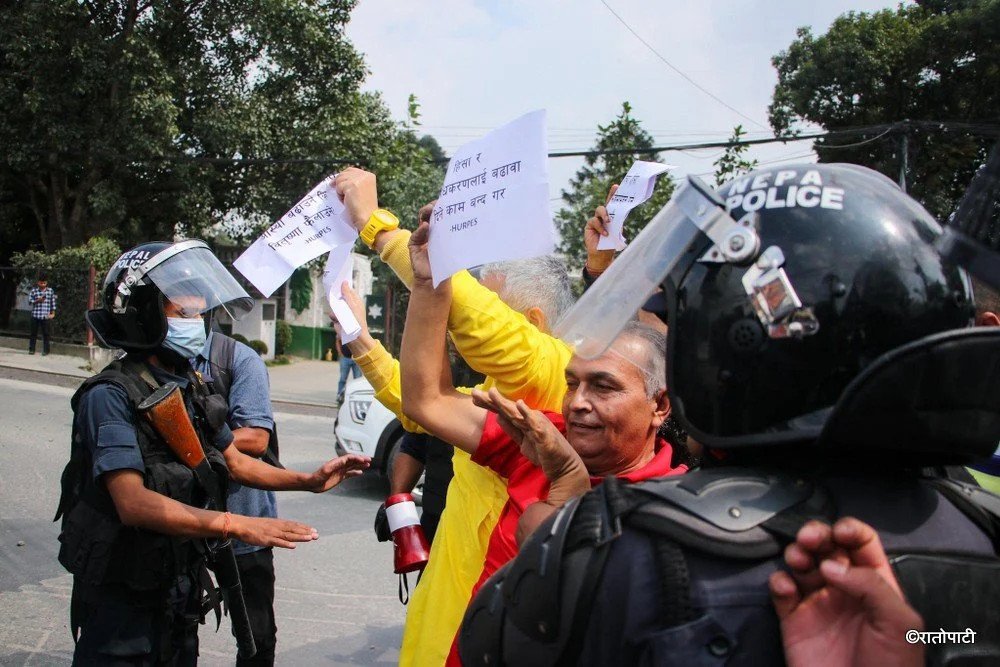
[207,333,283,469]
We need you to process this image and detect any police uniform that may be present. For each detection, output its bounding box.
[57,239,258,665]
[58,359,232,665]
[459,164,1000,666]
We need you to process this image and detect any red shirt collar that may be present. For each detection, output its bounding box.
[589,437,686,485]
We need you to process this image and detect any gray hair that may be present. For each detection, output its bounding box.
[478,255,575,324]
[614,320,667,398]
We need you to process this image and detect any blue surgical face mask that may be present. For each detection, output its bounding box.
[163,317,207,359]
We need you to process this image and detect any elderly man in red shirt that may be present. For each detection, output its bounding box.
[399,223,687,664]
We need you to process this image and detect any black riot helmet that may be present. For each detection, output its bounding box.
[86,240,253,353]
[555,164,976,450]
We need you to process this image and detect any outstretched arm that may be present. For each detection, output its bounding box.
[223,447,370,493]
[104,469,320,549]
[399,222,486,453]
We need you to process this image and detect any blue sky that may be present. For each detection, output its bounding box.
[347,0,905,202]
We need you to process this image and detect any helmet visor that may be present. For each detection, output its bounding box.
[554,179,716,365]
[146,244,253,320]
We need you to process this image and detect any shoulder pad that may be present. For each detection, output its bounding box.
[459,492,612,666]
[501,495,585,643]
[625,467,833,560]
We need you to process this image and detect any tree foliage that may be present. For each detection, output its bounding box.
[769,0,1000,219]
[713,126,759,187]
[11,237,122,275]
[0,0,394,253]
[555,102,675,268]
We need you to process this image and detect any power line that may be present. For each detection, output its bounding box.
[598,0,768,131]
[17,120,1000,167]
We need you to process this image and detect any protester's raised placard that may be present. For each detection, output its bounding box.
[428,110,553,286]
[597,160,674,251]
[234,177,357,297]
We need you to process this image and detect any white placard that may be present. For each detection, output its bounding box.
[233,177,357,297]
[322,244,361,344]
[428,110,553,287]
[597,160,674,251]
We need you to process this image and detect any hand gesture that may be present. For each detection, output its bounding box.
[408,221,433,284]
[471,387,586,490]
[769,518,924,667]
[232,515,320,549]
[304,454,371,493]
[329,283,369,338]
[333,168,379,232]
[584,184,619,274]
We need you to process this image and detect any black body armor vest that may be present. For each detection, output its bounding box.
[460,468,1000,667]
[55,359,229,593]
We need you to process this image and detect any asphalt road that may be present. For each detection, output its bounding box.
[0,375,403,666]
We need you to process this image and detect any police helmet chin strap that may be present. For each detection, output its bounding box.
[112,240,209,314]
[682,175,819,341]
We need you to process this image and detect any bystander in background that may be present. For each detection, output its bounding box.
[27,274,56,355]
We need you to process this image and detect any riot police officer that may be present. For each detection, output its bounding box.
[459,164,1000,666]
[57,240,369,665]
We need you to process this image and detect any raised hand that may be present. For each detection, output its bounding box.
[418,200,436,225]
[330,283,369,338]
[408,221,433,284]
[303,454,371,493]
[769,518,924,667]
[232,515,320,549]
[471,388,587,495]
[585,184,619,274]
[333,168,379,232]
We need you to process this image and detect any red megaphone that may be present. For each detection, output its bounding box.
[385,493,430,573]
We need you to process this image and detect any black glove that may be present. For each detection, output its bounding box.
[374,503,391,542]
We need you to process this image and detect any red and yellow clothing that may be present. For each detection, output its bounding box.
[445,412,688,665]
[353,229,573,666]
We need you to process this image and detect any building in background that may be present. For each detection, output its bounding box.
[214,244,373,361]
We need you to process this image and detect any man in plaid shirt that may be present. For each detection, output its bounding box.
[28,275,56,355]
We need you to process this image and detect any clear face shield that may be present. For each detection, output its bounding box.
[554,176,762,374]
[110,240,254,320]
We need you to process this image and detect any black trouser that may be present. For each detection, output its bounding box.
[420,439,455,545]
[28,317,50,354]
[234,548,277,666]
[72,574,200,666]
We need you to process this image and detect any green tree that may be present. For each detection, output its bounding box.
[769,0,1000,219]
[555,102,675,268]
[0,0,392,254]
[714,126,759,186]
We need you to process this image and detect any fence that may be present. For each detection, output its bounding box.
[0,266,98,345]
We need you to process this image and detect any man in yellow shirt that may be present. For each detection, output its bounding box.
[333,168,574,665]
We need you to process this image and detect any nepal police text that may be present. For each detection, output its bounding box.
[724,169,845,213]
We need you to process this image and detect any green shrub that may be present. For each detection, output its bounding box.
[248,339,268,356]
[275,320,293,355]
[231,333,250,345]
[266,354,291,366]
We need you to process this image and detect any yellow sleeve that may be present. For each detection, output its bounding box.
[379,229,415,289]
[380,226,571,411]
[448,270,572,412]
[353,339,426,434]
[353,338,476,434]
